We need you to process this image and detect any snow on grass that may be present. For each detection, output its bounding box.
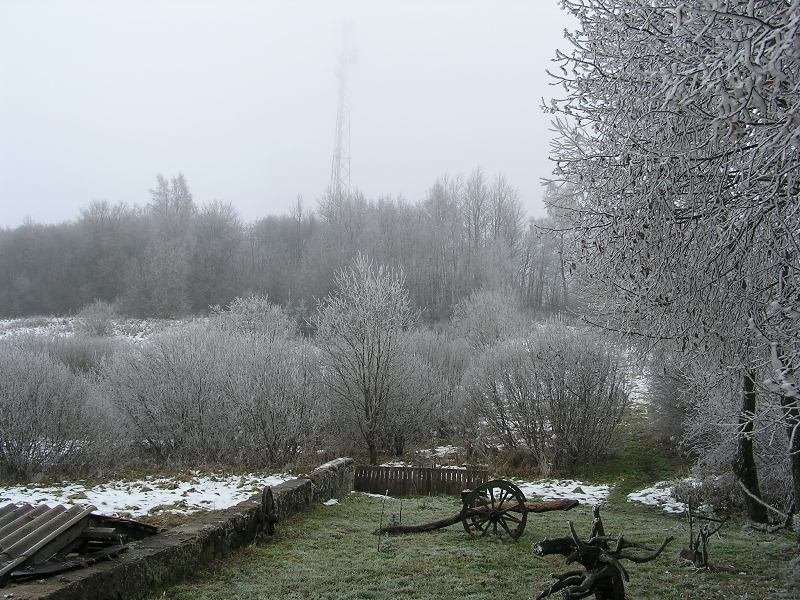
[0,472,292,518]
[0,317,74,339]
[510,479,611,504]
[0,316,193,342]
[417,445,461,459]
[627,480,693,514]
[352,491,392,500]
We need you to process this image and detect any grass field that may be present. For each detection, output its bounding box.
[154,407,797,600]
[155,492,795,600]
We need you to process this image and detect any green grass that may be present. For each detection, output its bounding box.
[155,493,796,600]
[572,406,690,499]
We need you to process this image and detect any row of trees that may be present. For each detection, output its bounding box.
[547,0,799,523]
[0,170,570,321]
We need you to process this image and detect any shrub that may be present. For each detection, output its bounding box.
[9,333,119,373]
[451,287,527,349]
[0,345,111,479]
[227,337,326,465]
[103,324,324,467]
[465,319,627,474]
[210,295,299,341]
[75,299,117,336]
[683,368,794,514]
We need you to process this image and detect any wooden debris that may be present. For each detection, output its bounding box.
[534,505,673,600]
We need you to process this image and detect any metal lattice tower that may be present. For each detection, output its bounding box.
[329,27,356,201]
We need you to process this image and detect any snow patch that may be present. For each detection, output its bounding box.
[417,445,461,459]
[0,472,293,518]
[627,479,695,514]
[352,491,392,500]
[511,479,611,503]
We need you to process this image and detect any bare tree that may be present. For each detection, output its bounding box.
[314,255,417,464]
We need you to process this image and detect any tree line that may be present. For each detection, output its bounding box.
[0,169,570,321]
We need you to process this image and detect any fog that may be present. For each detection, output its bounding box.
[0,0,571,227]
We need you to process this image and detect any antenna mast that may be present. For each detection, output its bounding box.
[330,26,356,201]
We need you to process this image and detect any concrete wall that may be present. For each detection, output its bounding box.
[8,458,354,600]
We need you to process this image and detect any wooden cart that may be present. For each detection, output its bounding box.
[376,479,579,541]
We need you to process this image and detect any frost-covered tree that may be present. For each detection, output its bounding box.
[314,255,417,464]
[547,0,799,521]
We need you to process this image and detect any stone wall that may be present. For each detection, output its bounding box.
[8,458,354,600]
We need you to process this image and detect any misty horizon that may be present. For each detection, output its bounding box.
[0,0,572,228]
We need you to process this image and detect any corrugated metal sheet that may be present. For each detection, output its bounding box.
[0,502,96,582]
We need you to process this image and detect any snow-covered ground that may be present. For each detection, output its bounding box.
[418,445,461,459]
[511,478,611,504]
[0,317,74,339]
[627,479,694,514]
[0,472,292,518]
[379,445,465,468]
[353,491,393,500]
[0,316,190,342]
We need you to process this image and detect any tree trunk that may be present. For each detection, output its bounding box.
[367,440,378,465]
[393,436,405,457]
[733,370,768,524]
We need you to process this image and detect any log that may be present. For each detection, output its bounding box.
[525,499,580,513]
[377,512,464,534]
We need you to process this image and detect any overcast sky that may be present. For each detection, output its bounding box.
[0,0,573,228]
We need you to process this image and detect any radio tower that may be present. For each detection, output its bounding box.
[329,26,356,201]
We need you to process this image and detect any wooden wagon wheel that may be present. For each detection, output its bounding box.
[461,479,527,541]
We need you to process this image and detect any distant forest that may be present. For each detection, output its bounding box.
[0,169,569,321]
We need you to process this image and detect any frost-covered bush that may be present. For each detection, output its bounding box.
[465,320,627,473]
[648,358,693,448]
[683,367,793,514]
[75,299,117,336]
[210,295,298,341]
[451,287,527,349]
[10,333,119,373]
[0,345,111,479]
[103,324,324,466]
[226,336,326,465]
[400,329,470,439]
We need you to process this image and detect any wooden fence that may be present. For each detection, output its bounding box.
[353,466,488,496]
